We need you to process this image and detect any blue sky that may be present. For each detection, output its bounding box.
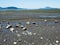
[0,0,60,9]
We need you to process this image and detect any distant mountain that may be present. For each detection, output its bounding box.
[0,7,27,10]
[39,7,60,10]
[0,6,60,10]
[4,7,18,9]
[0,7,2,9]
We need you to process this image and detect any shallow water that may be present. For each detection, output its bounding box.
[0,13,60,19]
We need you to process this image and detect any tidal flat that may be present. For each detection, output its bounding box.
[0,11,60,45]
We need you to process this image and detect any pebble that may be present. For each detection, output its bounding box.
[15,24,20,27]
[52,26,55,28]
[32,42,35,45]
[15,31,18,33]
[32,22,36,24]
[22,27,27,31]
[26,31,32,35]
[35,24,39,27]
[26,21,30,25]
[6,24,12,29]
[56,40,59,43]
[10,28,14,32]
[17,34,21,37]
[54,20,58,23]
[49,43,52,45]
[44,19,47,22]
[17,39,22,42]
[20,25,24,28]
[3,39,6,42]
[13,42,17,45]
[33,33,36,35]
[40,37,43,40]
[22,32,27,35]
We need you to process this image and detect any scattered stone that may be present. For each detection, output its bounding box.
[15,31,18,33]
[44,19,47,22]
[15,24,20,27]
[22,32,27,35]
[6,24,12,29]
[49,43,52,45]
[32,42,35,45]
[56,40,59,43]
[22,27,27,31]
[10,28,14,32]
[40,37,43,40]
[17,34,21,37]
[24,40,26,42]
[35,24,39,27]
[54,20,58,23]
[17,39,22,42]
[56,37,58,39]
[3,39,7,42]
[26,21,30,25]
[26,31,32,35]
[13,42,17,45]
[52,26,55,28]
[33,33,36,35]
[20,25,24,28]
[32,22,36,24]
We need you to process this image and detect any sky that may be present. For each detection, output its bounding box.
[0,0,60,9]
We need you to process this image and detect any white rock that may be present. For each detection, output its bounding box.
[20,25,24,28]
[16,24,20,27]
[55,20,58,22]
[22,27,27,30]
[10,28,14,32]
[17,34,21,37]
[26,31,32,35]
[15,31,18,33]
[56,40,59,43]
[3,39,6,42]
[17,39,22,42]
[13,42,17,45]
[32,42,35,45]
[22,32,27,35]
[24,40,26,42]
[6,24,11,29]
[40,37,43,40]
[44,19,47,22]
[33,33,36,35]
[26,21,30,25]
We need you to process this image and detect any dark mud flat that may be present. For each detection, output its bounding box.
[0,18,60,45]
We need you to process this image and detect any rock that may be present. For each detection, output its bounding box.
[26,21,30,25]
[10,28,14,32]
[13,42,17,45]
[44,19,47,22]
[32,22,36,24]
[6,24,12,29]
[56,40,59,43]
[22,27,27,31]
[40,37,43,40]
[20,25,24,28]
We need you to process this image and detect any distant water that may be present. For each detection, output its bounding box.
[0,12,60,19]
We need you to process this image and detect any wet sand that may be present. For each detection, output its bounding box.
[0,18,60,45]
